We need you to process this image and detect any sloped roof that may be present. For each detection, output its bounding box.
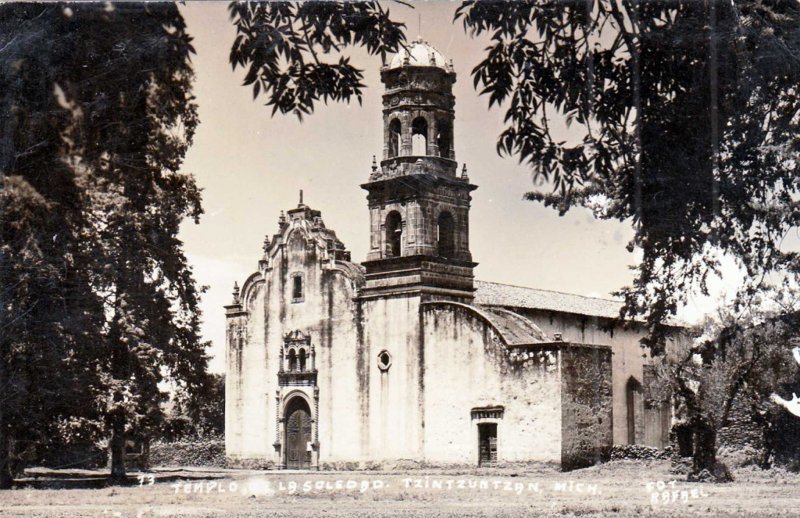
[478,306,547,344]
[421,301,546,346]
[474,280,624,320]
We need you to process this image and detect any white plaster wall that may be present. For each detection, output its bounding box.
[421,305,562,463]
[360,294,424,460]
[226,225,364,465]
[224,319,243,456]
[226,283,271,459]
[317,271,363,462]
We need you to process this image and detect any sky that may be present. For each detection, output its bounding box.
[176,2,729,373]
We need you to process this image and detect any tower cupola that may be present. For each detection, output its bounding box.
[360,38,476,302]
[380,38,457,177]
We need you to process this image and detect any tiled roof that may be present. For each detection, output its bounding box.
[474,280,624,320]
[420,301,547,345]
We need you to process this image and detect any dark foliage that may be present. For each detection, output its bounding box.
[455,0,800,352]
[229,1,407,119]
[0,2,210,486]
[163,373,225,441]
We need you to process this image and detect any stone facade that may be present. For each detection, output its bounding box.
[225,39,674,471]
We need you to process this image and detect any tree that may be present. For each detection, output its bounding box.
[1,3,209,485]
[163,374,225,441]
[0,3,107,487]
[454,1,800,478]
[229,0,800,478]
[654,295,800,480]
[455,0,800,350]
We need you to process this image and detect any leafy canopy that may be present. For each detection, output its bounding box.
[229,1,407,119]
[456,0,800,350]
[1,2,209,483]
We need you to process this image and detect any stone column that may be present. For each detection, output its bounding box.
[427,113,436,157]
[400,113,412,156]
[274,390,284,468]
[312,386,320,470]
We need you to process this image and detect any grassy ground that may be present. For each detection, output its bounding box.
[2,459,799,517]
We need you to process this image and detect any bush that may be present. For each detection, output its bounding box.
[609,444,672,461]
[149,438,225,468]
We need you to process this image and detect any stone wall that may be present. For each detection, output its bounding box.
[150,439,227,468]
[559,345,613,470]
[717,393,765,452]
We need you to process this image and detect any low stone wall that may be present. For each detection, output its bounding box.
[718,397,764,452]
[149,439,226,468]
[610,444,672,461]
[224,456,275,470]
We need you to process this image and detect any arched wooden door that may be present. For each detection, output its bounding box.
[285,397,312,469]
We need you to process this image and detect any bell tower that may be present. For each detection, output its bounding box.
[361,39,477,301]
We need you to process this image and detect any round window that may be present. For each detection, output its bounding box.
[377,350,392,371]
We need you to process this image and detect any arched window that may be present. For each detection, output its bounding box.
[411,117,428,156]
[388,118,401,158]
[436,119,452,158]
[288,349,297,371]
[298,348,307,372]
[385,211,402,257]
[437,211,455,258]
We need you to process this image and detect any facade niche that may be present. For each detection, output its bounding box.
[388,118,401,158]
[437,211,455,258]
[385,211,403,257]
[291,272,304,303]
[411,117,428,155]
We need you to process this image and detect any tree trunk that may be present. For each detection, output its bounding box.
[692,421,717,473]
[0,119,12,489]
[0,336,12,489]
[0,430,12,489]
[108,312,128,484]
[690,419,733,482]
[109,409,126,483]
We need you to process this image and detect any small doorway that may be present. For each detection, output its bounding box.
[478,423,497,467]
[285,397,312,469]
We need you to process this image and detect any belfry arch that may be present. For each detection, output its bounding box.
[411,116,428,156]
[385,211,403,257]
[437,211,455,258]
[388,118,401,158]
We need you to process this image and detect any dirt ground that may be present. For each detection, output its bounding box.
[1,459,799,517]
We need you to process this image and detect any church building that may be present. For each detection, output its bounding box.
[225,40,672,470]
